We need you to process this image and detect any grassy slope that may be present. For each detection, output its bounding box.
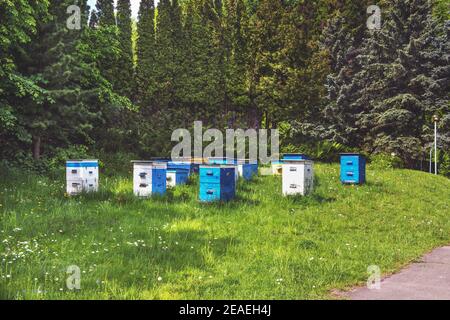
[0,164,449,300]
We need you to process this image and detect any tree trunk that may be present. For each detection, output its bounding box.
[33,136,41,160]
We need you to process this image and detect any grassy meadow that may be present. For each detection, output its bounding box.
[0,164,449,300]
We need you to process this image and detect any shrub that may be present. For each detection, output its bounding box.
[370,153,404,169]
[281,141,349,162]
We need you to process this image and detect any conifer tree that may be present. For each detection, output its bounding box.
[136,0,156,107]
[224,0,251,127]
[116,0,134,98]
[319,16,367,146]
[89,9,99,28]
[96,0,116,26]
[249,0,286,128]
[356,0,449,162]
[14,0,99,159]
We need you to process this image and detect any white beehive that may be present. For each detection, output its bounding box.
[282,160,314,196]
[66,160,99,195]
[132,161,167,198]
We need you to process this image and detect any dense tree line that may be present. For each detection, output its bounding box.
[0,0,448,173]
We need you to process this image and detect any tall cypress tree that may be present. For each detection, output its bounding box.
[136,0,156,107]
[249,0,286,128]
[181,0,219,124]
[224,0,251,127]
[89,9,99,28]
[116,0,134,99]
[96,0,116,26]
[154,0,174,109]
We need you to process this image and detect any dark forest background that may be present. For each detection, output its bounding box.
[1,0,449,175]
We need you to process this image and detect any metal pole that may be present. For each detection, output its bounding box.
[435,121,438,175]
[430,148,433,174]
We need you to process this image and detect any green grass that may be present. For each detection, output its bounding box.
[1,164,449,300]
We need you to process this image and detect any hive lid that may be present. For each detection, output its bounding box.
[200,164,236,168]
[339,153,365,156]
[131,160,168,164]
[282,159,313,164]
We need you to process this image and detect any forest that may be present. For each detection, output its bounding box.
[1,0,449,175]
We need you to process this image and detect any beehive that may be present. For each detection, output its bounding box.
[208,158,239,181]
[237,159,258,181]
[132,161,167,197]
[166,168,190,188]
[340,154,366,185]
[199,165,236,202]
[250,163,259,176]
[282,160,314,196]
[66,160,99,195]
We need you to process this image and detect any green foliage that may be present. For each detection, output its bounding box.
[96,151,138,176]
[370,153,405,170]
[47,145,92,170]
[116,0,134,98]
[311,0,449,165]
[282,141,348,162]
[136,0,156,107]
[438,150,450,178]
[1,0,448,173]
[433,0,450,22]
[96,0,116,26]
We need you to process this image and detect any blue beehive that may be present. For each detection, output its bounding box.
[166,168,190,187]
[239,164,254,180]
[151,167,167,195]
[132,161,167,197]
[237,159,258,180]
[199,165,236,202]
[340,154,366,185]
[250,163,259,176]
[208,158,239,181]
[168,161,193,175]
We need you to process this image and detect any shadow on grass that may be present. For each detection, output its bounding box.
[286,192,336,207]
[116,228,240,276]
[194,193,261,210]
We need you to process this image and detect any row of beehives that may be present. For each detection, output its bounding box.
[131,158,259,202]
[66,154,366,202]
[272,154,366,190]
[65,158,258,202]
